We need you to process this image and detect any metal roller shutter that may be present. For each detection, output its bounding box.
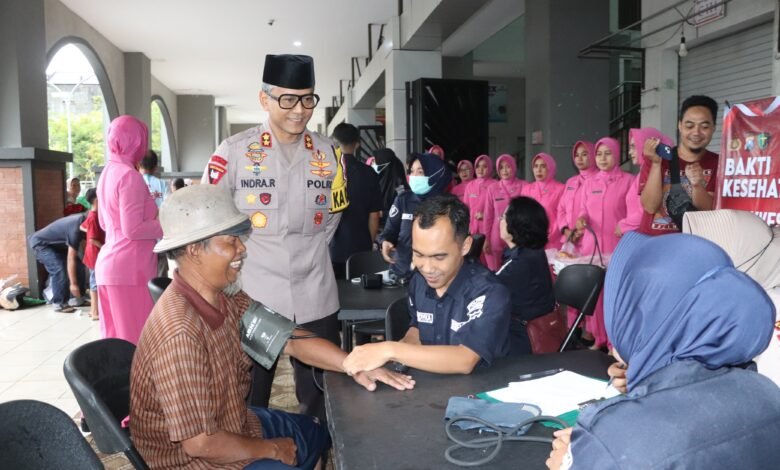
[679,22,773,152]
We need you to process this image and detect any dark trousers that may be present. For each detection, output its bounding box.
[248,312,341,425]
[34,246,68,307]
[243,407,330,470]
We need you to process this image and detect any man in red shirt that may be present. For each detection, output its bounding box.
[80,188,104,320]
[639,95,719,235]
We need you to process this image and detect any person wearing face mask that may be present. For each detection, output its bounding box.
[557,141,597,250]
[574,138,632,350]
[546,233,780,470]
[380,153,452,282]
[481,154,526,270]
[522,153,565,249]
[616,129,673,237]
[464,155,496,237]
[640,95,720,234]
[450,160,475,204]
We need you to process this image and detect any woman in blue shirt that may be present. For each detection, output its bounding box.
[495,196,556,355]
[547,232,780,469]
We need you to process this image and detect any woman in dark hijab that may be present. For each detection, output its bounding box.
[379,153,451,281]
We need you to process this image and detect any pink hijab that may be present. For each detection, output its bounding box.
[573,141,598,177]
[618,128,674,233]
[523,153,565,248]
[593,137,623,181]
[482,154,525,269]
[465,154,496,234]
[558,141,597,242]
[450,160,475,202]
[107,115,149,167]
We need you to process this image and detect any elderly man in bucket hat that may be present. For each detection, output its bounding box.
[130,185,413,470]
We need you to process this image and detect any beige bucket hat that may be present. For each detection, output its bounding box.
[682,209,780,290]
[154,184,250,253]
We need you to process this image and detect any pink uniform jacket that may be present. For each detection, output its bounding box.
[617,128,674,234]
[450,160,474,204]
[96,116,162,285]
[521,153,565,249]
[482,155,526,270]
[577,137,633,257]
[96,115,162,344]
[557,141,597,248]
[465,155,496,235]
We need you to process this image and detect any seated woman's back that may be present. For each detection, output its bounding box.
[568,232,780,469]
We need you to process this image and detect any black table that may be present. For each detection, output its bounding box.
[325,350,614,469]
[336,279,407,352]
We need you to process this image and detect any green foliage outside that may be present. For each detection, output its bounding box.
[150,100,163,156]
[48,95,105,181]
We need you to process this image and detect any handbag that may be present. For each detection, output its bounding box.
[525,306,567,354]
[665,148,698,229]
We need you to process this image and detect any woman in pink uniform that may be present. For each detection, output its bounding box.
[96,115,163,344]
[450,160,475,203]
[616,128,673,236]
[521,153,565,249]
[575,137,633,349]
[557,141,597,251]
[464,154,496,236]
[482,155,525,270]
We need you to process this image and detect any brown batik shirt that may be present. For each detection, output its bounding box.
[130,272,262,469]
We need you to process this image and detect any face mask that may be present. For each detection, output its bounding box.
[370,162,379,173]
[409,175,433,195]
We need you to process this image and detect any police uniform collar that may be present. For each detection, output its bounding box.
[423,258,473,300]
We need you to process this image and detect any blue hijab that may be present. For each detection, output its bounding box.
[411,152,452,199]
[605,232,775,391]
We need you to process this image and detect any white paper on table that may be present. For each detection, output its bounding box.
[485,370,619,417]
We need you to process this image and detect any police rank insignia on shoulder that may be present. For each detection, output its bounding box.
[261,131,272,148]
[304,134,313,150]
[329,146,349,213]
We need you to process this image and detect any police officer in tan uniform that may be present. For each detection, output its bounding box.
[203,54,348,422]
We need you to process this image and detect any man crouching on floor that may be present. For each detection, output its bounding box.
[130,184,414,470]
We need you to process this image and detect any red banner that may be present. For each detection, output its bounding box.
[716,96,780,225]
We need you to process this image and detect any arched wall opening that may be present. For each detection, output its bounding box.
[151,96,178,172]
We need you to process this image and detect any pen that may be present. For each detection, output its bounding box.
[517,367,564,381]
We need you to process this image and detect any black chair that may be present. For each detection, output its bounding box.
[63,338,150,470]
[347,251,390,344]
[345,251,388,280]
[466,233,486,260]
[384,297,410,341]
[148,276,172,304]
[555,263,606,352]
[0,399,103,469]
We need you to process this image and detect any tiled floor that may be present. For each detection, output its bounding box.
[0,303,100,418]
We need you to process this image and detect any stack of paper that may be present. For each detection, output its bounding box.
[483,370,620,417]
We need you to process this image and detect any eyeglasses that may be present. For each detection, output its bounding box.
[266,92,320,110]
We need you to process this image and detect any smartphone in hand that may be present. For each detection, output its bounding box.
[656,144,673,160]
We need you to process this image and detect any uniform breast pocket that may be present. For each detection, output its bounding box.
[302,189,329,234]
[235,189,279,235]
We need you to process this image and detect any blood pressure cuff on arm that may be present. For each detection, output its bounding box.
[240,301,296,369]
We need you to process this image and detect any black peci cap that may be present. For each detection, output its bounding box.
[262,54,315,89]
